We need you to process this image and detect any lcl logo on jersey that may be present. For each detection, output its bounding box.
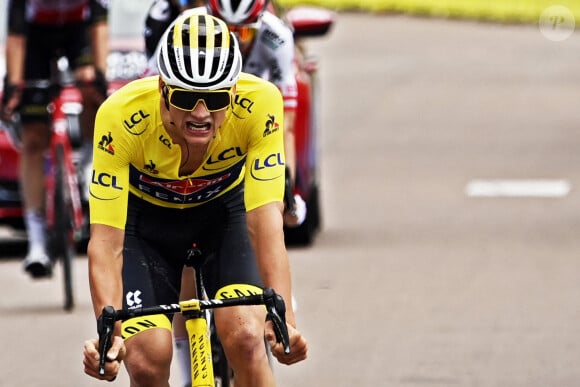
[234,95,254,113]
[250,152,284,181]
[159,134,172,149]
[91,170,123,190]
[123,109,150,135]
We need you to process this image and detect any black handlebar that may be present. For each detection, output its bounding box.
[96,287,291,375]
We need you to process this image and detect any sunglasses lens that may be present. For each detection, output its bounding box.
[229,26,257,43]
[169,89,197,110]
[169,89,231,112]
[204,92,231,111]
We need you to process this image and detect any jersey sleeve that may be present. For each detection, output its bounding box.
[243,81,286,211]
[89,97,134,229]
[7,0,26,35]
[263,13,298,110]
[89,0,109,24]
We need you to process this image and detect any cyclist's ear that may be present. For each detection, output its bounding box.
[159,79,170,110]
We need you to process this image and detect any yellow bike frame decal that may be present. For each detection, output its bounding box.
[186,317,214,386]
[215,283,263,300]
[121,314,172,340]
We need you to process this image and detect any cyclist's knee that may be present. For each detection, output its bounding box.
[20,122,50,153]
[216,307,267,362]
[124,330,173,386]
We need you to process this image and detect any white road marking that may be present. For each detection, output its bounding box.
[465,179,571,198]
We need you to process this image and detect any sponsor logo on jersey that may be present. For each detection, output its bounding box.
[263,114,280,137]
[144,160,159,175]
[91,170,124,190]
[97,132,114,155]
[250,152,284,181]
[159,134,172,149]
[270,62,283,82]
[203,147,246,171]
[123,109,150,135]
[234,95,254,113]
[89,169,123,201]
[261,30,285,49]
[129,159,244,204]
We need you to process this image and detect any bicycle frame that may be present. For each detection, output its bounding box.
[44,87,84,235]
[97,287,290,387]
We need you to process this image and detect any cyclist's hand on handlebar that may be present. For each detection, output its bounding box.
[265,320,308,365]
[0,81,23,122]
[83,336,126,381]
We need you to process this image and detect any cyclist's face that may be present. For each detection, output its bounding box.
[161,83,233,147]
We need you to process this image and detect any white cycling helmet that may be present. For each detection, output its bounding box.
[157,13,242,90]
[208,0,269,25]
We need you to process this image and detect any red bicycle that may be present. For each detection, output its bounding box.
[45,74,86,311]
[0,62,86,311]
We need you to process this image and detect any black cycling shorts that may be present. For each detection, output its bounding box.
[121,185,262,314]
[20,23,93,123]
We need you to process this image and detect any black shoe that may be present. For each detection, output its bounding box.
[23,253,53,279]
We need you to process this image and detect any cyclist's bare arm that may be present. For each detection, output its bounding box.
[87,223,125,320]
[84,223,126,380]
[246,201,308,364]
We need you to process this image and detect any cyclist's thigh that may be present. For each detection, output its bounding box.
[21,26,54,124]
[62,23,94,70]
[201,187,263,298]
[122,232,182,311]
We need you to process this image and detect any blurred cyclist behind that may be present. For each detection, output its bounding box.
[144,0,306,227]
[0,0,109,278]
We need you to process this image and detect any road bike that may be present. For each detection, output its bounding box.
[97,245,291,386]
[43,71,86,311]
[0,59,86,311]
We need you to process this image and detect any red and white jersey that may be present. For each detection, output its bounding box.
[24,0,91,25]
[243,11,298,111]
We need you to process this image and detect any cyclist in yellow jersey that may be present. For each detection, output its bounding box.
[82,14,307,386]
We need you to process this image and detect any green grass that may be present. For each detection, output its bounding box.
[277,0,580,24]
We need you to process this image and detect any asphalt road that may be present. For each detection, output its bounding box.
[2,12,580,387]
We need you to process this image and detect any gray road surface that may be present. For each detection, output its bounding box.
[1,12,580,387]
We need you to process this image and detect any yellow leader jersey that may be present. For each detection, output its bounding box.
[89,73,285,229]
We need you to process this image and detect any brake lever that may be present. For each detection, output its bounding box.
[97,305,116,376]
[263,287,291,354]
[283,167,296,216]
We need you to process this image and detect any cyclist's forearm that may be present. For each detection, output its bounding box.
[87,227,124,322]
[90,21,109,75]
[247,203,296,327]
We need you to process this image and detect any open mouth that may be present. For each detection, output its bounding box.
[186,121,211,133]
